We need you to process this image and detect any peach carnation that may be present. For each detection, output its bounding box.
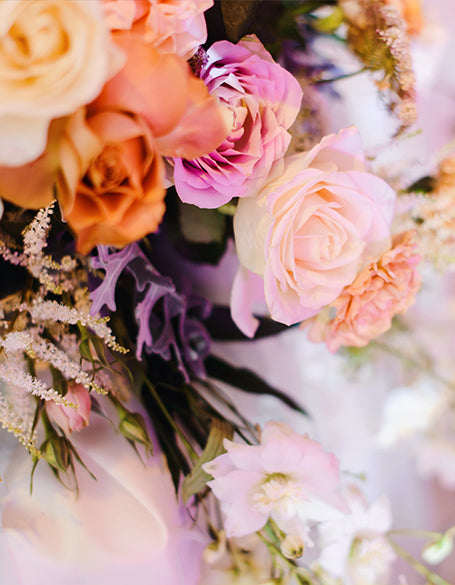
[308,231,421,351]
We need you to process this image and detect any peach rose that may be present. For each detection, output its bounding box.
[232,127,396,336]
[0,118,67,209]
[308,231,421,351]
[46,383,91,435]
[0,0,121,167]
[58,108,166,255]
[94,33,231,161]
[103,0,213,59]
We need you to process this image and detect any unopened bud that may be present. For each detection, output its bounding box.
[119,411,153,455]
[422,528,455,565]
[203,530,227,564]
[280,534,305,559]
[43,436,71,473]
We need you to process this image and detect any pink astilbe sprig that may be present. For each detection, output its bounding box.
[0,202,78,294]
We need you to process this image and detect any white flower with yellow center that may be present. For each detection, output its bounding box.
[203,422,345,539]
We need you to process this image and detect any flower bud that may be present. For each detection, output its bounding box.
[422,529,455,565]
[280,534,305,559]
[117,406,153,456]
[46,383,91,435]
[202,530,227,564]
[43,436,71,473]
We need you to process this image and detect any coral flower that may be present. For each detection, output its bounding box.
[58,108,166,255]
[308,231,421,351]
[103,0,213,59]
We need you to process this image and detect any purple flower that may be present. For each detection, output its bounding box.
[173,35,303,208]
[90,244,211,381]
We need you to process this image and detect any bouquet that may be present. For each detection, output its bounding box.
[0,1,454,584]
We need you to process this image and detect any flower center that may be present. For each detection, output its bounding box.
[87,145,128,191]
[252,473,305,518]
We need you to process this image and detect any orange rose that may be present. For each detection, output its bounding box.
[93,33,231,161]
[58,108,165,254]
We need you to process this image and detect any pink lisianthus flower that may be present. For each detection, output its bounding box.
[203,422,344,539]
[173,35,303,208]
[232,127,396,336]
[46,383,91,435]
[103,0,213,59]
[307,231,421,351]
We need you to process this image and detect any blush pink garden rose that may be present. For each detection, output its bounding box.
[307,231,421,351]
[173,36,303,208]
[231,127,396,337]
[103,0,213,59]
[203,422,345,539]
[0,0,122,167]
[46,383,91,435]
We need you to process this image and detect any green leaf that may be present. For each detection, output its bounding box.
[311,6,344,32]
[50,366,68,396]
[182,418,233,502]
[205,355,308,416]
[405,175,436,194]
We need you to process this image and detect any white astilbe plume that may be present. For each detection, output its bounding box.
[0,330,107,394]
[25,299,128,354]
[0,392,39,457]
[0,362,70,405]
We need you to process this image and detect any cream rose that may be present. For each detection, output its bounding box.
[232,127,396,336]
[0,0,120,167]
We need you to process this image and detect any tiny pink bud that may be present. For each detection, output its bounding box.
[46,383,91,435]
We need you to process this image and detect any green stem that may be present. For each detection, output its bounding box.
[142,375,198,461]
[313,67,368,85]
[371,340,455,392]
[257,527,325,585]
[388,528,444,541]
[388,538,452,585]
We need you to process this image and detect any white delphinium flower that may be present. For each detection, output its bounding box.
[376,378,447,447]
[316,486,396,585]
[203,422,345,540]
